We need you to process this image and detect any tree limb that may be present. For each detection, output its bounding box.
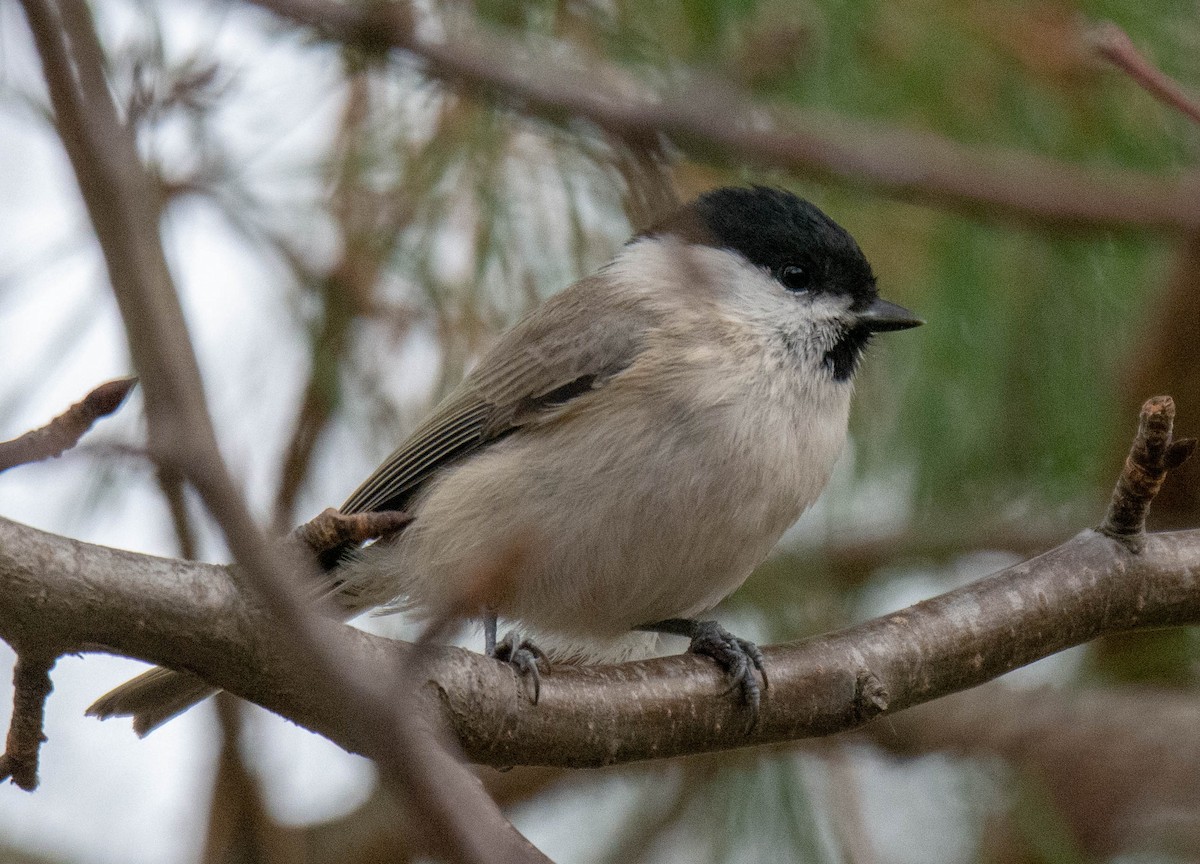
[241,0,1200,233]
[1,513,1198,768]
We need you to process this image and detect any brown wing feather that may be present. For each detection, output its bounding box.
[339,276,659,516]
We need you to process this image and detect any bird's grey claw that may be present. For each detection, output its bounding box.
[687,621,768,725]
[492,630,547,703]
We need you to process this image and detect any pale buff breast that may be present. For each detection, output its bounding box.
[345,333,853,661]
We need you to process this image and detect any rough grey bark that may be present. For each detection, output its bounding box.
[2,514,1198,768]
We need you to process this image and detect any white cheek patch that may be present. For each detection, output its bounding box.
[803,292,854,324]
[610,240,765,307]
[607,239,859,361]
[720,258,857,344]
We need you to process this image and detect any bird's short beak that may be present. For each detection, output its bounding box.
[858,298,924,333]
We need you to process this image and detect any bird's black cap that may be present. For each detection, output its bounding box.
[644,186,921,381]
[648,186,878,308]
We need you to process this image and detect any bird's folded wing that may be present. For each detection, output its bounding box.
[340,277,658,515]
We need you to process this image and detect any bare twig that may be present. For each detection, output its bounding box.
[1100,396,1196,549]
[19,1,548,860]
[0,655,55,791]
[292,507,413,556]
[156,463,199,560]
[1089,22,1200,126]
[21,0,214,464]
[243,0,1200,234]
[0,377,136,472]
[1122,238,1200,531]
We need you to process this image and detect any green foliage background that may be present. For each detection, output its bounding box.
[5,0,1200,861]
[294,3,1200,859]
[433,0,1198,526]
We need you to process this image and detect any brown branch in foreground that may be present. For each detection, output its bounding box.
[0,655,54,791]
[243,0,1200,234]
[19,1,547,861]
[1101,396,1196,549]
[0,377,136,473]
[2,514,1199,770]
[1089,22,1200,126]
[0,398,1195,771]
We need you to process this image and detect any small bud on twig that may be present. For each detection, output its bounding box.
[1100,395,1196,551]
[0,377,138,473]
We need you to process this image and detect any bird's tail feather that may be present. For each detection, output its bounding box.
[86,667,217,737]
[89,536,387,735]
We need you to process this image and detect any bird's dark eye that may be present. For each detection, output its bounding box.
[779,265,811,293]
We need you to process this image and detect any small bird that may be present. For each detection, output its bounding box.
[90,186,921,734]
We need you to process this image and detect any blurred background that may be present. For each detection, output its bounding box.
[2,0,1200,861]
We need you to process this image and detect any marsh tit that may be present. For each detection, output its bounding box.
[90,186,921,733]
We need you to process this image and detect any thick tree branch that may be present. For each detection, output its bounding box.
[0,375,131,789]
[1,514,1198,768]
[240,0,1200,233]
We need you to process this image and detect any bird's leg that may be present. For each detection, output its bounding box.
[638,618,768,724]
[483,611,547,703]
[484,611,498,656]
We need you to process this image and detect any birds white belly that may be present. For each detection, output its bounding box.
[345,289,854,662]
